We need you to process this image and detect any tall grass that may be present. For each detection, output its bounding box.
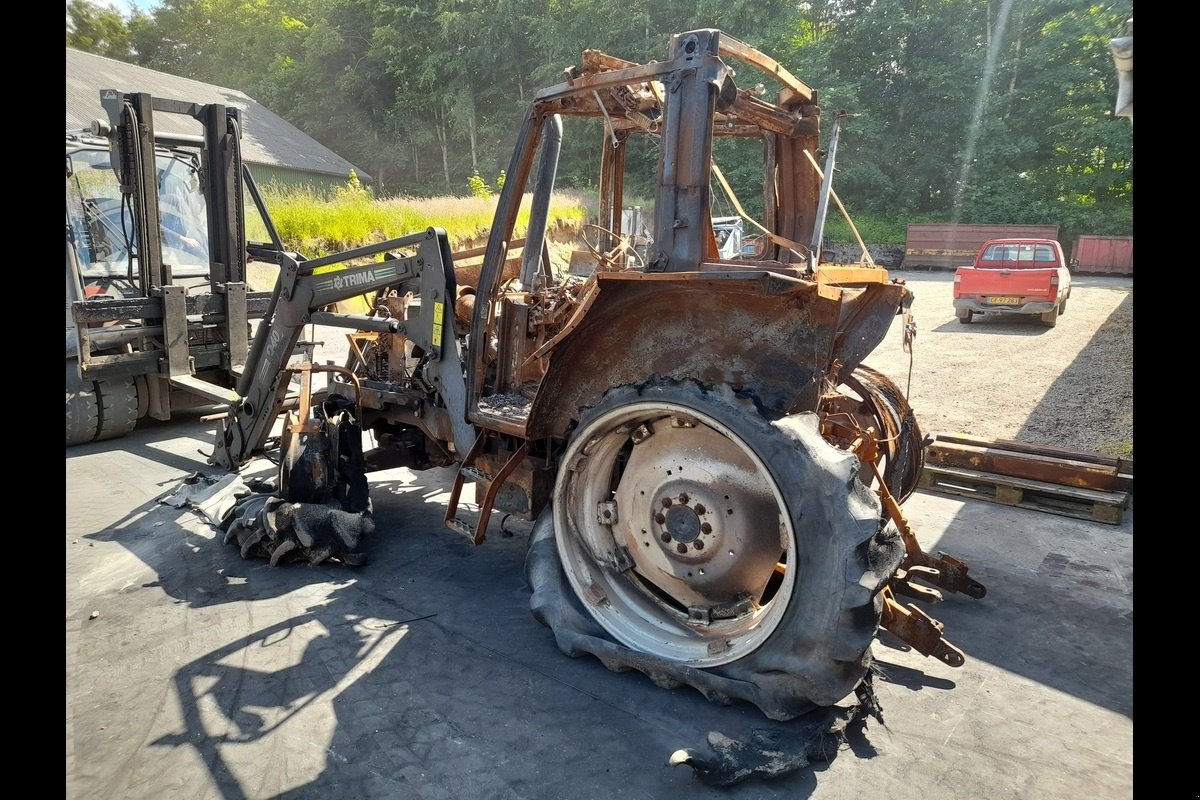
[257,182,589,257]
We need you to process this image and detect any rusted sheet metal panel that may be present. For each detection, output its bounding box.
[526,271,848,439]
[1070,236,1133,275]
[903,224,1060,270]
[925,439,1132,494]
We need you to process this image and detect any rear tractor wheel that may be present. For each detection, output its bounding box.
[549,381,900,717]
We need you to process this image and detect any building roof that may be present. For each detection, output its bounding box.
[66,48,370,182]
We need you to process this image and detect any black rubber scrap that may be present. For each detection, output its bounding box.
[220,397,374,567]
[668,676,882,786]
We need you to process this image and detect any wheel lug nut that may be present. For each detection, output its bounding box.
[655,513,666,525]
[694,539,704,550]
[676,543,688,554]
[694,503,706,515]
[661,532,671,542]
[678,493,689,504]
[661,498,672,508]
[700,523,712,534]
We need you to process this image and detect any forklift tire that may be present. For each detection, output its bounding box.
[66,361,100,447]
[537,379,903,720]
[95,377,140,441]
[66,362,140,446]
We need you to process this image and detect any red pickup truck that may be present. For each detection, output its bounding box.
[953,238,1072,327]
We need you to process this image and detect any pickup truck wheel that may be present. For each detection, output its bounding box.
[543,380,900,719]
[956,308,973,324]
[1058,296,1068,315]
[1040,308,1059,328]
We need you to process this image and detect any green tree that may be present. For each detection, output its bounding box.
[67,0,133,59]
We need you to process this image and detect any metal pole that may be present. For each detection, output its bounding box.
[809,111,844,273]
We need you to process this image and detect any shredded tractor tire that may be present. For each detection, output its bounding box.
[222,494,374,567]
[532,380,903,721]
[220,397,374,567]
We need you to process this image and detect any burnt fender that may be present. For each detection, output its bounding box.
[526,270,906,439]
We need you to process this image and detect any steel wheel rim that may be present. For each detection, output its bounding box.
[553,401,796,667]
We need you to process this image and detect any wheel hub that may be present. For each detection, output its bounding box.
[663,503,701,543]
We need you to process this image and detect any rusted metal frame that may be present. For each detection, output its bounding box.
[715,34,814,105]
[519,116,563,292]
[535,59,691,104]
[772,138,804,265]
[827,283,909,378]
[444,431,492,539]
[869,458,987,600]
[522,278,602,366]
[649,32,726,272]
[581,49,638,73]
[761,135,777,254]
[282,362,363,430]
[719,93,801,137]
[467,110,545,411]
[597,131,627,253]
[802,147,875,268]
[845,366,924,503]
[610,85,659,132]
[711,162,809,259]
[471,441,530,545]
[452,237,526,263]
[444,434,530,544]
[879,587,966,667]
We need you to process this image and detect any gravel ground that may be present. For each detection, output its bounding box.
[859,270,1134,458]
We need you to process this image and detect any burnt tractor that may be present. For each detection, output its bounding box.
[72,30,983,722]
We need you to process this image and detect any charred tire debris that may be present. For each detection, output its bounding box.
[221,396,374,567]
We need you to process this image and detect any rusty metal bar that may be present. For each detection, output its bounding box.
[880,588,966,667]
[871,459,987,599]
[715,34,814,105]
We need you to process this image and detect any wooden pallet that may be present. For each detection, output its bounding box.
[918,464,1130,525]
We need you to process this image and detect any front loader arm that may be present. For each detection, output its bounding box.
[211,227,462,470]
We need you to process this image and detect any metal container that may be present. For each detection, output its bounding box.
[1070,236,1133,275]
[903,224,1060,270]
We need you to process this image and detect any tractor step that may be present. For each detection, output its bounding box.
[444,435,529,545]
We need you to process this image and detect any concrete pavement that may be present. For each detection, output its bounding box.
[66,408,1132,799]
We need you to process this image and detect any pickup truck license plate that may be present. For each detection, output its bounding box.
[988,295,1020,305]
